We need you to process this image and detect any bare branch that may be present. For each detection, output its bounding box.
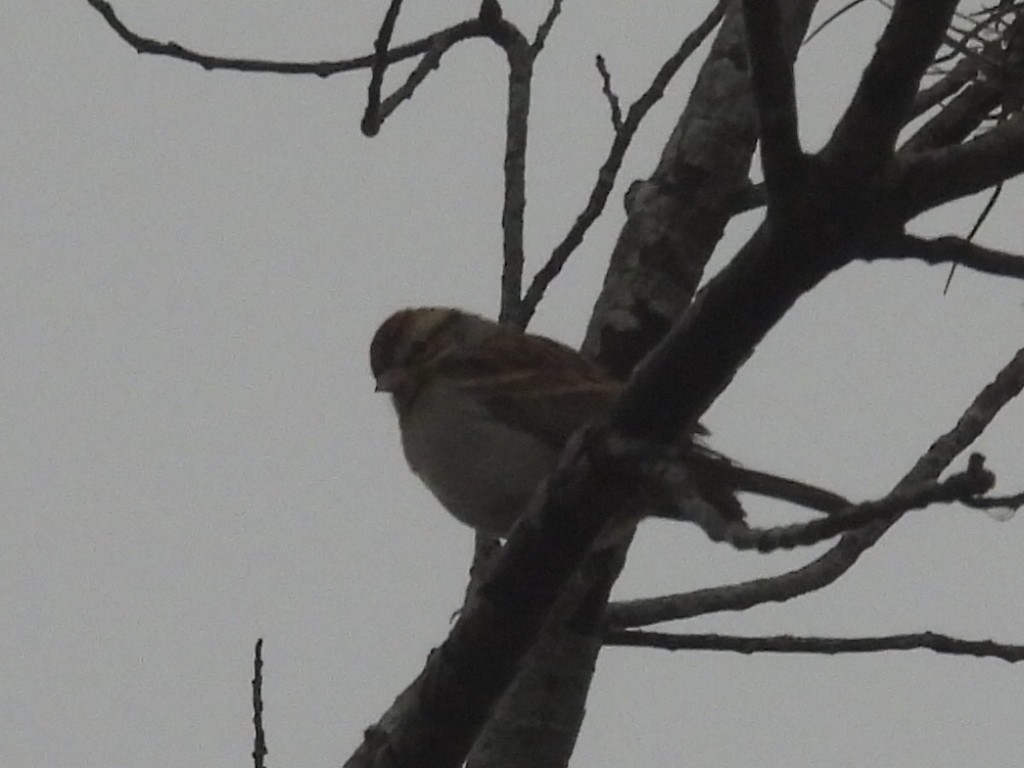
[823,0,960,180]
[607,217,842,442]
[742,0,805,204]
[962,488,1024,513]
[604,630,1024,662]
[362,0,405,136]
[854,233,1024,282]
[520,0,729,324]
[594,55,624,133]
[85,0,483,76]
[496,31,533,326]
[606,345,1024,629]
[707,455,994,552]
[909,55,979,119]
[891,113,1024,220]
[900,79,1002,154]
[944,174,1003,294]
[373,39,450,127]
[581,1,823,380]
[937,6,1010,69]
[531,0,564,54]
[902,9,1024,154]
[252,639,267,768]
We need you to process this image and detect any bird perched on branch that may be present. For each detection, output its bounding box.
[370,307,744,538]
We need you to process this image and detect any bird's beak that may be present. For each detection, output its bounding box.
[374,369,406,394]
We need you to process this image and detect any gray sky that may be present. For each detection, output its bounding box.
[4,2,1023,766]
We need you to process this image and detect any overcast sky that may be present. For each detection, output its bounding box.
[4,2,1023,766]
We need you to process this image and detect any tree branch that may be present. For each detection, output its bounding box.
[494,25,533,326]
[519,0,729,325]
[583,0,826,380]
[607,219,839,442]
[373,38,452,130]
[708,456,994,552]
[594,55,623,133]
[531,0,564,54]
[742,0,804,205]
[856,234,1024,282]
[891,112,1024,220]
[85,0,484,76]
[729,180,767,213]
[823,0,960,181]
[251,639,267,768]
[603,630,1024,662]
[362,0,406,136]
[901,9,1024,154]
[900,78,1002,154]
[606,344,1024,629]
[909,55,979,119]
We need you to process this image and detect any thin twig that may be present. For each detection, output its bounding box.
[891,111,1024,221]
[962,488,1024,512]
[932,9,1023,293]
[707,455,994,552]
[595,55,623,132]
[910,56,979,119]
[944,181,1003,293]
[376,38,450,124]
[496,31,534,326]
[606,345,1024,629]
[855,232,1024,282]
[362,0,405,136]
[252,639,267,768]
[912,4,1021,114]
[85,0,483,77]
[520,0,728,323]
[531,0,564,54]
[604,630,1024,662]
[901,78,1001,154]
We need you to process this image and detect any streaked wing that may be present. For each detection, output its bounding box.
[433,330,621,449]
[474,374,620,449]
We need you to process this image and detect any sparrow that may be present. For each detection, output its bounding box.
[370,307,743,538]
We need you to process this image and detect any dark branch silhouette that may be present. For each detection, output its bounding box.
[519,0,729,325]
[361,0,406,136]
[85,0,484,76]
[823,0,959,179]
[251,639,267,768]
[606,344,1024,630]
[743,0,804,202]
[893,112,1024,219]
[708,455,995,552]
[531,0,563,54]
[594,55,623,133]
[604,630,1024,663]
[859,234,1024,281]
